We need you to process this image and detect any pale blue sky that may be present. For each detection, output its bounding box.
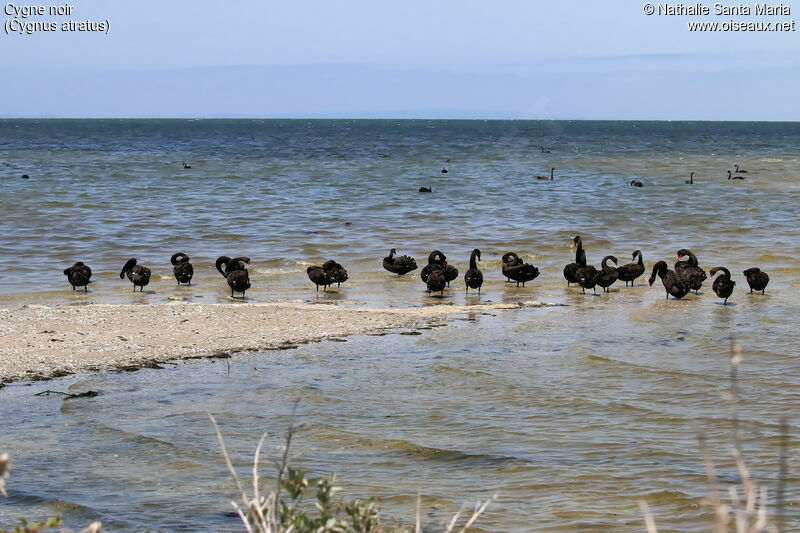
[2,1,798,118]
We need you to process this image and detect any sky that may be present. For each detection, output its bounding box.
[1,1,798,119]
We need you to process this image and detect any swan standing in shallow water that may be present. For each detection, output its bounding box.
[120,258,151,292]
[743,268,769,294]
[64,262,92,291]
[596,255,619,293]
[710,267,735,305]
[383,249,417,275]
[563,236,586,286]
[675,249,707,294]
[649,261,689,300]
[216,256,251,297]
[502,252,539,287]
[171,253,193,285]
[464,248,483,294]
[617,250,644,287]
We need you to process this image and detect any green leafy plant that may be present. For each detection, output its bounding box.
[209,414,495,533]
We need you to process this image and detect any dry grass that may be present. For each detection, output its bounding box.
[639,343,787,533]
[209,412,496,533]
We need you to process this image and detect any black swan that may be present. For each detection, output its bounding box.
[596,255,619,293]
[464,248,483,293]
[540,146,551,153]
[120,258,151,292]
[502,252,539,287]
[63,262,92,291]
[727,170,744,180]
[537,168,555,180]
[735,164,747,174]
[183,162,191,169]
[418,187,432,193]
[171,252,194,285]
[420,250,446,283]
[576,264,599,294]
[617,250,645,287]
[630,180,643,187]
[216,256,251,297]
[307,265,332,292]
[675,249,707,294]
[501,252,520,282]
[322,260,348,288]
[686,172,694,184]
[743,268,769,294]
[710,267,735,305]
[443,259,458,287]
[563,236,586,286]
[383,248,418,275]
[649,261,689,300]
[441,168,448,174]
[426,268,447,295]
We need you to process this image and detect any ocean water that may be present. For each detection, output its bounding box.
[0,119,798,531]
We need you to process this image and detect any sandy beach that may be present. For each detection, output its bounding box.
[0,301,542,384]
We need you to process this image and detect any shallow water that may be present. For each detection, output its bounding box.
[1,120,799,531]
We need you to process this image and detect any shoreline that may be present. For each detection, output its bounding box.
[0,301,547,385]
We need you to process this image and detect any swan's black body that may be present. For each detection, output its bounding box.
[649,261,689,300]
[727,170,744,180]
[464,249,483,293]
[426,268,446,295]
[418,187,432,193]
[675,249,707,294]
[743,268,769,294]
[686,172,694,184]
[120,258,151,291]
[171,252,193,285]
[307,265,331,292]
[596,255,619,293]
[501,252,518,282]
[537,168,555,180]
[64,262,92,291]
[502,252,539,287]
[710,267,735,305]
[383,248,418,275]
[563,236,586,286]
[216,256,251,297]
[630,180,643,187]
[617,250,644,286]
[420,250,446,283]
[734,164,747,174]
[576,264,599,294]
[323,260,348,288]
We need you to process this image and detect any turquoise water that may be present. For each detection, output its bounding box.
[0,120,798,531]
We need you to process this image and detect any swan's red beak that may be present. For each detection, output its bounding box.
[649,281,653,287]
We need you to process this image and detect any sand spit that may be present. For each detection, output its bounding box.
[0,301,551,384]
